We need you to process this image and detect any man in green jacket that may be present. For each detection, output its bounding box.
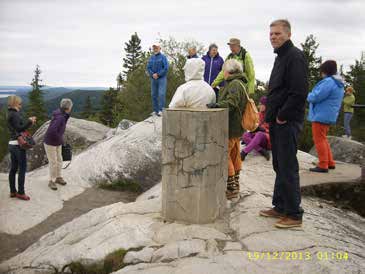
[343,86,356,139]
[207,59,248,200]
[211,38,255,94]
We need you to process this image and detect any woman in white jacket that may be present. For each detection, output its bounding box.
[169,58,216,108]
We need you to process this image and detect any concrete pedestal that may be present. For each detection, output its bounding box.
[162,108,228,224]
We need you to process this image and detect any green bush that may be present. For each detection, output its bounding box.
[98,179,143,193]
[60,249,128,274]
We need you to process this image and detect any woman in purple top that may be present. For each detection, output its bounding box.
[202,43,224,100]
[44,98,73,190]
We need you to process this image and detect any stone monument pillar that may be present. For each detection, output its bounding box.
[162,108,228,224]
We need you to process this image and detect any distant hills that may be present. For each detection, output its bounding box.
[0,86,108,117]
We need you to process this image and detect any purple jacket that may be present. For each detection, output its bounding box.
[44,109,70,146]
[202,52,224,86]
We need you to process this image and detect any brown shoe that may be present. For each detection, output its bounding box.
[275,217,302,228]
[48,181,58,190]
[259,208,285,218]
[55,177,67,185]
[10,192,17,198]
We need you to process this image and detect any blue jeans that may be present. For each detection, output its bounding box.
[8,145,27,195]
[269,121,304,220]
[344,112,353,137]
[151,77,167,113]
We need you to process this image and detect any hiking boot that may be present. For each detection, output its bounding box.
[55,177,67,185]
[259,208,285,218]
[48,181,58,190]
[10,192,17,198]
[275,217,302,228]
[234,171,240,184]
[16,193,30,201]
[259,149,270,161]
[226,176,239,200]
[309,167,328,173]
[240,151,247,161]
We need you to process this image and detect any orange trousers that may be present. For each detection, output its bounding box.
[228,138,242,177]
[312,122,335,169]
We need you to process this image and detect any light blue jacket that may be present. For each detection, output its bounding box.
[307,76,344,124]
[147,53,169,79]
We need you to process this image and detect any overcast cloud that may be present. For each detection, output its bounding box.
[0,0,364,87]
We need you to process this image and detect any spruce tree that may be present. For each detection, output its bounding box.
[122,32,143,78]
[82,96,93,119]
[301,35,322,90]
[100,88,118,127]
[116,72,124,91]
[27,65,47,132]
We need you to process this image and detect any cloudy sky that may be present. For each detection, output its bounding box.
[1,0,364,87]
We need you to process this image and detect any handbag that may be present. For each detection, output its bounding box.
[238,82,259,132]
[61,144,72,169]
[17,131,36,150]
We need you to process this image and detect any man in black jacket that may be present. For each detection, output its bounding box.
[260,19,308,228]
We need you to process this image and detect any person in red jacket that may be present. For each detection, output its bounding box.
[240,96,271,161]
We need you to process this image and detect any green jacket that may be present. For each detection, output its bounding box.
[216,73,248,138]
[212,47,255,94]
[343,93,355,113]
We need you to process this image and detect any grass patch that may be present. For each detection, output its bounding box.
[98,179,143,193]
[60,248,128,274]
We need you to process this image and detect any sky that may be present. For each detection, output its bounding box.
[0,0,364,87]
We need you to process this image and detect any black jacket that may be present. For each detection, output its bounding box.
[7,108,32,140]
[265,40,309,123]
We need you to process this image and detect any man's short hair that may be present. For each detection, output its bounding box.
[270,19,291,33]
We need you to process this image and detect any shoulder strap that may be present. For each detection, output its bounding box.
[240,48,247,61]
[236,80,250,101]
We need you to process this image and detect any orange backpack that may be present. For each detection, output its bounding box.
[238,81,259,132]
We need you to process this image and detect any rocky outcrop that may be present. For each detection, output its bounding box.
[1,152,364,274]
[105,119,137,138]
[0,118,110,172]
[0,116,162,235]
[309,136,365,165]
[69,116,162,190]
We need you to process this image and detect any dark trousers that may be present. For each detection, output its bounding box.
[8,145,27,195]
[269,122,304,220]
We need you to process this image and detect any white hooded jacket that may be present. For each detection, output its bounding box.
[169,58,216,108]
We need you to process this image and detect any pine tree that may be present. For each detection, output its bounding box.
[82,96,93,119]
[27,65,47,132]
[301,35,322,90]
[122,32,143,78]
[100,88,119,127]
[116,72,124,91]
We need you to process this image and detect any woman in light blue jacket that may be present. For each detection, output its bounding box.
[307,60,344,173]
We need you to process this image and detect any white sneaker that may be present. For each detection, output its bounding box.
[342,135,349,139]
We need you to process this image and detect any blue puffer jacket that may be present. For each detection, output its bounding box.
[307,76,344,124]
[147,53,169,78]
